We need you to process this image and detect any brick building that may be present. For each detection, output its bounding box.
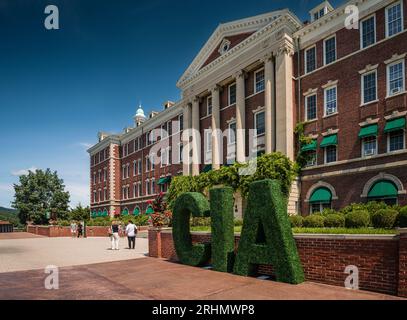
[88,0,407,217]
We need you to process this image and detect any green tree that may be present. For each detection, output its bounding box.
[12,169,70,224]
[70,204,91,222]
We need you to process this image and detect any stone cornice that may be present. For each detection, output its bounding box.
[87,135,121,155]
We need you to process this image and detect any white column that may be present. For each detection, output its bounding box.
[182,103,191,176]
[191,97,200,176]
[211,85,221,170]
[275,42,294,160]
[264,53,275,154]
[235,70,246,163]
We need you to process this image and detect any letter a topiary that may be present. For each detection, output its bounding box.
[210,187,235,272]
[173,192,211,266]
[233,179,304,284]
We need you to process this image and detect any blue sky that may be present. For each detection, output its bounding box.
[0,0,343,208]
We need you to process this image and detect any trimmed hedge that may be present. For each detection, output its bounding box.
[371,209,398,229]
[289,215,303,228]
[303,214,325,228]
[398,206,407,228]
[345,210,370,228]
[210,187,235,273]
[233,179,304,284]
[324,214,345,228]
[172,192,211,266]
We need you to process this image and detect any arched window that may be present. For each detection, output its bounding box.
[97,210,102,217]
[91,211,97,218]
[102,209,108,217]
[309,187,332,213]
[121,208,129,216]
[146,205,154,215]
[367,180,398,205]
[133,207,140,216]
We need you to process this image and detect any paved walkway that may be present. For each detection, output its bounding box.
[0,233,148,273]
[0,257,402,300]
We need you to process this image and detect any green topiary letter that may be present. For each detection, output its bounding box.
[233,179,304,284]
[210,187,235,272]
[173,192,211,266]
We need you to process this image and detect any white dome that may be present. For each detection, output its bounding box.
[134,104,146,120]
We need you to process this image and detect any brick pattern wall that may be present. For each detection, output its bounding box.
[27,225,149,237]
[149,229,407,297]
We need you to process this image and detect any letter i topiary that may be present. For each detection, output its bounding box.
[210,187,235,273]
[233,179,304,284]
[172,192,211,266]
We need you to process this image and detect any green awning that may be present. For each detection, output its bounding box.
[358,124,378,138]
[133,207,140,216]
[102,209,108,217]
[202,164,212,173]
[301,140,317,152]
[384,117,406,133]
[368,180,398,198]
[320,134,337,148]
[97,210,102,217]
[309,187,332,203]
[146,206,154,214]
[121,208,129,216]
[157,176,171,185]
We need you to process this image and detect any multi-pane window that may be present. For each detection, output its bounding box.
[146,181,150,195]
[207,96,212,116]
[151,154,155,170]
[145,156,150,172]
[324,86,337,116]
[325,145,337,163]
[103,168,107,181]
[305,46,316,73]
[93,190,97,203]
[138,182,142,197]
[179,114,184,131]
[254,69,265,93]
[306,94,317,120]
[389,130,405,151]
[228,122,236,144]
[229,83,236,105]
[179,143,183,163]
[133,184,137,198]
[138,159,142,174]
[306,151,317,167]
[151,179,155,195]
[99,189,103,202]
[104,188,108,201]
[361,16,376,48]
[311,202,331,214]
[324,36,336,65]
[133,161,137,176]
[93,172,96,184]
[386,2,403,37]
[255,111,265,136]
[362,71,377,104]
[362,136,377,157]
[387,61,405,96]
[205,130,212,153]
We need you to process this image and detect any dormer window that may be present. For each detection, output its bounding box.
[310,1,333,22]
[218,39,231,55]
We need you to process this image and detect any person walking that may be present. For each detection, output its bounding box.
[110,221,120,250]
[125,220,137,249]
[70,221,77,238]
[77,221,83,238]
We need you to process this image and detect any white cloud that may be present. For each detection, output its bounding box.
[11,167,37,177]
[65,182,90,208]
[0,184,13,192]
[78,142,92,149]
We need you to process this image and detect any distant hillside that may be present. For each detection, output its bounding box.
[0,206,20,227]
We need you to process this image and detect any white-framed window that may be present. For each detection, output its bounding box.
[138,159,142,174]
[98,170,102,183]
[151,153,155,170]
[324,145,337,163]
[207,96,212,116]
[145,180,150,196]
[167,120,172,136]
[360,15,376,49]
[104,188,108,201]
[228,83,236,106]
[323,35,336,65]
[103,168,107,181]
[138,182,142,197]
[254,68,265,93]
[99,189,103,202]
[305,151,317,167]
[305,46,317,74]
[126,164,130,178]
[387,60,405,96]
[362,70,377,104]
[145,156,150,172]
[388,130,405,152]
[228,122,236,144]
[179,114,184,132]
[179,143,183,163]
[133,161,137,176]
[386,1,403,38]
[310,202,332,214]
[324,86,337,116]
[254,111,265,136]
[205,130,212,153]
[362,136,377,157]
[133,183,137,199]
[93,172,96,185]
[151,179,155,195]
[93,190,97,203]
[161,122,168,139]
[305,93,317,120]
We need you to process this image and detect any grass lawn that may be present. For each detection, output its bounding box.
[190,226,397,234]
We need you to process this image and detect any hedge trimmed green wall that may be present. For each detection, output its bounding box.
[172,192,211,266]
[233,179,304,284]
[210,187,235,273]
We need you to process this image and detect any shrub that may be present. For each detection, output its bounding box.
[190,217,211,227]
[303,214,325,228]
[56,220,70,226]
[398,206,407,228]
[321,208,338,216]
[324,214,345,228]
[345,210,370,228]
[289,215,303,227]
[371,209,398,229]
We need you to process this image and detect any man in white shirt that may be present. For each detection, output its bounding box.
[125,220,137,249]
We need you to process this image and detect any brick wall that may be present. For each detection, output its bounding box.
[27,225,150,237]
[148,228,407,297]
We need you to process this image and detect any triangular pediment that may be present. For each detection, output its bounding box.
[177,9,302,89]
